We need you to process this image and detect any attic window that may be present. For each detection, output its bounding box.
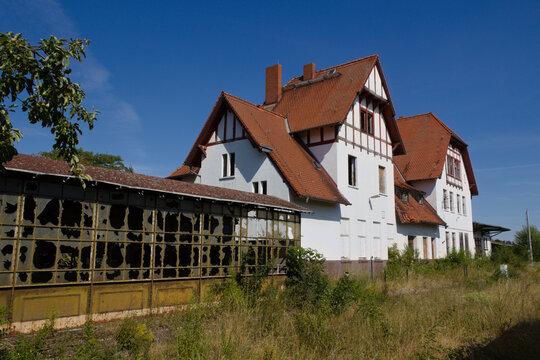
[418,196,424,205]
[400,191,409,203]
[328,69,337,76]
[313,160,321,170]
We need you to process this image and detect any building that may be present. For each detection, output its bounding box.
[169,55,407,275]
[0,154,304,331]
[473,221,510,255]
[394,164,446,259]
[394,113,478,257]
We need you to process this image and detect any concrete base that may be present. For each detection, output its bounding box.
[324,259,387,279]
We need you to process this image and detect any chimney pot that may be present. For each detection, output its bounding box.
[303,62,316,81]
[265,64,282,104]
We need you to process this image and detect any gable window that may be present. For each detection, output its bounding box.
[449,191,454,212]
[378,166,386,194]
[443,189,449,210]
[462,196,466,215]
[222,153,235,177]
[360,110,374,135]
[446,155,454,177]
[348,155,356,186]
[454,158,461,179]
[252,181,267,195]
[360,110,367,133]
[457,195,461,214]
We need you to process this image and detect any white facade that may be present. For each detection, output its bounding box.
[189,67,397,263]
[395,144,475,258]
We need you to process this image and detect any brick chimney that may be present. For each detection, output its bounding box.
[303,63,316,80]
[265,64,282,104]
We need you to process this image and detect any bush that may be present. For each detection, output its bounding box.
[176,308,206,360]
[285,247,329,307]
[115,318,154,359]
[6,315,55,360]
[329,275,366,314]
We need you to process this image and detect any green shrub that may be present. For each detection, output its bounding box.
[6,315,55,360]
[115,318,154,359]
[73,321,115,360]
[329,275,366,314]
[176,308,206,360]
[285,247,329,307]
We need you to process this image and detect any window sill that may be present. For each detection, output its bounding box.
[378,193,387,197]
[348,185,358,190]
[219,176,235,180]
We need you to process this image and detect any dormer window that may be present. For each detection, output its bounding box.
[400,191,409,203]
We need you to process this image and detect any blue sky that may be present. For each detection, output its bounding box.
[1,0,539,240]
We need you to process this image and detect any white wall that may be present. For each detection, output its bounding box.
[198,138,290,200]
[410,145,475,257]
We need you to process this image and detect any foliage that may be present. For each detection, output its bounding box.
[72,321,115,360]
[39,147,133,172]
[0,306,12,339]
[285,247,329,306]
[0,264,539,359]
[115,317,154,359]
[0,32,98,184]
[176,308,206,360]
[236,246,274,302]
[4,315,55,360]
[490,244,526,269]
[328,275,365,314]
[514,224,540,260]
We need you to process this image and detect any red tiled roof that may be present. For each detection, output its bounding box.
[394,112,478,195]
[169,92,349,205]
[394,168,445,226]
[168,165,199,178]
[5,154,309,213]
[395,195,446,226]
[272,55,405,155]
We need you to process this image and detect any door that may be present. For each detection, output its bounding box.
[423,237,428,259]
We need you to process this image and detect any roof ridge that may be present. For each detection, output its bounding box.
[399,112,455,136]
[288,54,378,82]
[222,92,285,119]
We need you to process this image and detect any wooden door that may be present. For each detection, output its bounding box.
[423,237,428,259]
[431,238,436,259]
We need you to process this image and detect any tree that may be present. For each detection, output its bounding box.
[514,225,540,260]
[0,32,98,183]
[39,148,133,172]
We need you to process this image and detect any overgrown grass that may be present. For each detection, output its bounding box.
[0,248,538,359]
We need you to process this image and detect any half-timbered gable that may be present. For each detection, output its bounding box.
[394,112,478,257]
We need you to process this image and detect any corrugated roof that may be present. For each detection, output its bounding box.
[169,92,349,205]
[394,112,478,195]
[272,55,405,155]
[5,154,309,213]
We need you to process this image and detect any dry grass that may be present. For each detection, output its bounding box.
[1,264,539,360]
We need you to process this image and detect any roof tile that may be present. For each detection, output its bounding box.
[5,154,308,212]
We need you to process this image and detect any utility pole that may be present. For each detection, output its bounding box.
[526,210,533,261]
